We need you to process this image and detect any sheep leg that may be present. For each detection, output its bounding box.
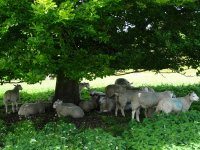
[5,104,8,114]
[120,106,125,117]
[115,105,119,116]
[15,102,18,111]
[144,108,148,118]
[131,110,136,120]
[12,103,15,113]
[136,108,140,122]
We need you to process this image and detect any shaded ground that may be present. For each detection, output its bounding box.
[0,105,133,133]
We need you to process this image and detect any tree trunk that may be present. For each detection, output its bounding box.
[54,72,80,105]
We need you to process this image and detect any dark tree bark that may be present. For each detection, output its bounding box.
[54,72,80,105]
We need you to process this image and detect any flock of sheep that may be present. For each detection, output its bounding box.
[2,78,199,122]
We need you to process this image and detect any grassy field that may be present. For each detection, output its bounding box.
[0,70,200,104]
[1,71,200,150]
[1,70,200,93]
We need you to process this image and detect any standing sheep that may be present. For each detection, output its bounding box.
[114,88,153,117]
[105,84,126,98]
[3,84,23,113]
[53,99,84,118]
[18,102,46,117]
[156,92,199,114]
[115,78,132,88]
[131,90,175,122]
[79,82,90,91]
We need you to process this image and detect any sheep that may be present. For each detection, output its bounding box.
[105,84,126,98]
[99,96,132,113]
[79,82,90,91]
[99,96,115,113]
[3,84,23,114]
[79,98,98,112]
[115,78,132,88]
[18,102,46,117]
[53,99,84,118]
[156,92,199,114]
[131,90,175,122]
[114,87,153,117]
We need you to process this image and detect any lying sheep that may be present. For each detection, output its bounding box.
[115,78,132,88]
[79,99,98,112]
[156,92,199,114]
[18,102,46,117]
[131,90,175,122]
[53,99,84,118]
[3,84,23,114]
[99,97,115,113]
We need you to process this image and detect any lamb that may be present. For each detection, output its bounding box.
[53,99,84,118]
[131,90,175,122]
[156,92,199,114]
[18,102,46,117]
[3,84,23,113]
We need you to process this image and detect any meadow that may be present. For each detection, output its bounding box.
[0,71,200,150]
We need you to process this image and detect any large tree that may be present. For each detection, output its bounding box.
[0,0,200,103]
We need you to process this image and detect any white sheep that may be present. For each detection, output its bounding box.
[99,96,115,113]
[156,92,199,114]
[53,99,84,118]
[99,96,132,113]
[18,102,46,117]
[3,84,23,113]
[115,78,132,88]
[79,82,90,91]
[114,88,152,117]
[79,99,98,112]
[105,84,126,98]
[131,90,175,122]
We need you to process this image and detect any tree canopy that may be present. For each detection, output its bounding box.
[0,0,200,101]
[1,0,200,84]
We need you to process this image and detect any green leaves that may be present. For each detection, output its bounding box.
[123,111,200,150]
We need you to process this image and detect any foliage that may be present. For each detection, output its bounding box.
[3,111,200,150]
[0,120,7,147]
[4,120,126,150]
[0,0,200,84]
[122,110,200,150]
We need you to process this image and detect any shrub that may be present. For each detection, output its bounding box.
[74,128,126,150]
[122,110,200,150]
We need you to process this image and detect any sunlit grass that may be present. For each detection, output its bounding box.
[0,70,199,105]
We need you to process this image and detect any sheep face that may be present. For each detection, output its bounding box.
[79,82,90,90]
[14,84,23,90]
[53,99,63,108]
[189,92,199,101]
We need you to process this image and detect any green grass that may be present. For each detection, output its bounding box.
[1,71,200,150]
[0,71,200,105]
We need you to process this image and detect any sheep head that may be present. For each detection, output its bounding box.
[53,99,63,108]
[189,92,199,101]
